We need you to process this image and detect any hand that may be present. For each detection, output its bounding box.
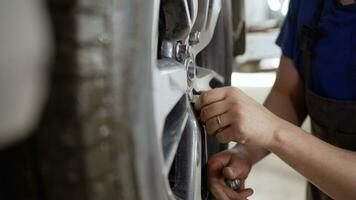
[195,87,281,147]
[208,149,254,200]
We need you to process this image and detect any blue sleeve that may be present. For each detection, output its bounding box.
[276,0,301,68]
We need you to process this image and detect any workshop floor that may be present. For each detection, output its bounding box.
[232,72,307,200]
[246,154,306,200]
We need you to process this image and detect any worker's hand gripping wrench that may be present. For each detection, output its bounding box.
[191,67,241,191]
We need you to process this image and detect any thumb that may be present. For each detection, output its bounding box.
[222,166,236,180]
[222,158,250,180]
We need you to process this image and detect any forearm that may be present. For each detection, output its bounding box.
[269,121,356,200]
[232,143,269,165]
[264,87,306,126]
[233,88,306,164]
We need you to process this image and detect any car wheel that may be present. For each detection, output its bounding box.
[0,0,235,200]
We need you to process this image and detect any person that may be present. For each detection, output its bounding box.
[194,0,356,199]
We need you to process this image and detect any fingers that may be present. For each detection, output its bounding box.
[208,153,251,189]
[223,167,239,180]
[194,87,230,111]
[223,165,249,181]
[200,100,231,123]
[208,151,254,200]
[205,112,233,135]
[222,154,251,181]
[210,180,254,200]
[208,153,233,177]
[210,184,230,200]
[215,126,236,144]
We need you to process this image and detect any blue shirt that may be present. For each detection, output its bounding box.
[276,0,356,100]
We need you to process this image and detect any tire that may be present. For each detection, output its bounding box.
[1,0,137,199]
[0,1,235,200]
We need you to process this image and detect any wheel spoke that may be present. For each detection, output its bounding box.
[154,59,188,139]
[186,0,198,26]
[191,0,209,33]
[161,96,189,173]
[191,0,221,55]
[169,107,202,200]
[154,58,191,173]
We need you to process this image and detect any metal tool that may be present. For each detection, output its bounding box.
[225,178,241,190]
[191,94,201,104]
[192,67,224,93]
[190,67,224,104]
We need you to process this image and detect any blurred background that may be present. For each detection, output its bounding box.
[232,1,308,200]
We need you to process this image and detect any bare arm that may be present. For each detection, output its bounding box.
[269,116,356,200]
[262,56,356,199]
[198,55,356,199]
[233,55,307,164]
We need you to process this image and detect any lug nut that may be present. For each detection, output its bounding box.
[176,42,190,62]
[189,31,201,45]
[225,178,241,190]
[161,40,174,58]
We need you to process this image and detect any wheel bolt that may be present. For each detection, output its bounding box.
[189,31,201,45]
[176,42,190,62]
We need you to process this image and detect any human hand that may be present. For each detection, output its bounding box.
[208,149,254,200]
[195,87,281,147]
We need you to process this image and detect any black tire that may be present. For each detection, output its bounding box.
[0,0,135,199]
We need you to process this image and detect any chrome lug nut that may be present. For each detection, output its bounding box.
[189,31,201,45]
[161,40,174,58]
[176,42,190,62]
[225,178,241,190]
